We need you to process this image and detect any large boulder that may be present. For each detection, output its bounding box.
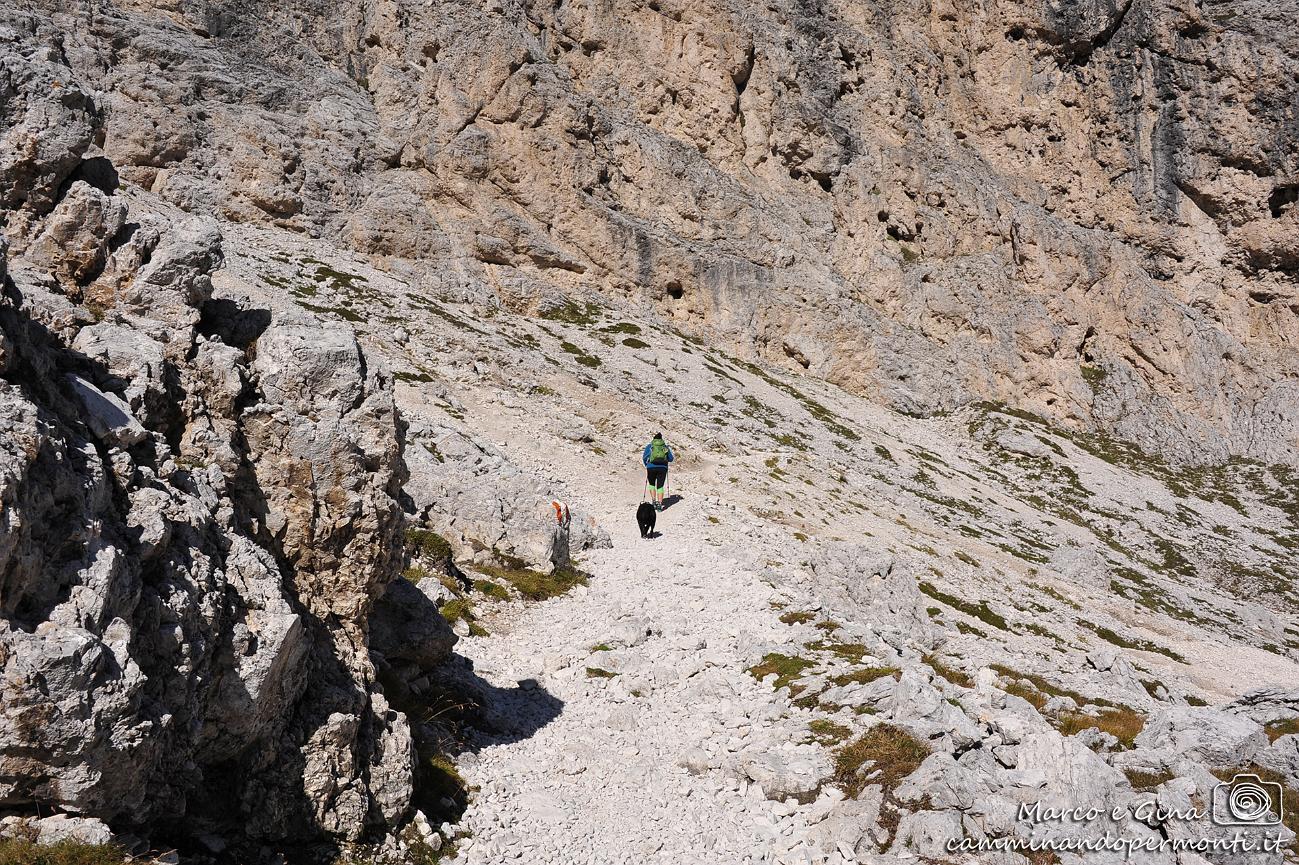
[404,418,608,572]
[809,545,937,651]
[0,43,99,215]
[889,668,982,750]
[1226,687,1299,725]
[1134,707,1269,768]
[1013,730,1128,809]
[1257,735,1299,787]
[25,181,127,287]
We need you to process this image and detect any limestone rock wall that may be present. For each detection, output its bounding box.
[0,33,444,858]
[7,0,1297,462]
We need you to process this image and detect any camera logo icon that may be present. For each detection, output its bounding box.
[1212,774,1282,826]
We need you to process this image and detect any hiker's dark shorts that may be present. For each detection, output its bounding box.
[646,465,668,490]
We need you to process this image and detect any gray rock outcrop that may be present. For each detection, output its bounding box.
[0,36,453,859]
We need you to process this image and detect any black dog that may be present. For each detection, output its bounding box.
[636,501,656,538]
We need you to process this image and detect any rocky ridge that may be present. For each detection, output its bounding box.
[9,0,1299,463]
[0,36,463,861]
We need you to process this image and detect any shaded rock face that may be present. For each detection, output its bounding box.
[0,34,443,858]
[10,0,1298,462]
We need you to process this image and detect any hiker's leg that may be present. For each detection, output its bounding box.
[649,467,666,506]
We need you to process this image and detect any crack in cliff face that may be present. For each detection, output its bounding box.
[1064,0,1135,67]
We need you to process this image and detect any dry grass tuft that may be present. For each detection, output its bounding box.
[833,723,929,799]
[0,839,126,865]
[921,653,973,688]
[1265,718,1299,743]
[1057,706,1146,747]
[1124,768,1173,790]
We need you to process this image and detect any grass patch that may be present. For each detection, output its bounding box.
[472,579,509,600]
[989,664,1118,711]
[602,321,641,334]
[394,370,435,383]
[476,562,588,601]
[542,299,602,325]
[1029,582,1081,611]
[1081,364,1108,389]
[439,598,487,637]
[407,528,452,561]
[779,611,815,625]
[313,264,367,291]
[922,653,973,688]
[297,300,363,323]
[732,357,860,441]
[772,432,808,451]
[0,839,126,865]
[1266,718,1299,743]
[622,337,650,349]
[829,666,900,688]
[953,550,981,567]
[805,640,869,664]
[748,653,815,690]
[1057,706,1146,748]
[1124,768,1174,791]
[417,753,469,824]
[589,643,612,652]
[833,723,929,798]
[1078,620,1186,663]
[1209,765,1298,842]
[559,340,602,368]
[809,719,852,746]
[586,667,618,678]
[918,582,1008,631]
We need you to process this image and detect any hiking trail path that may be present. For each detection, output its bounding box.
[447,460,850,865]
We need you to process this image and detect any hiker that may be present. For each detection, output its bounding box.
[642,432,674,510]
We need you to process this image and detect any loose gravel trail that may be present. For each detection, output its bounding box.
[448,468,852,865]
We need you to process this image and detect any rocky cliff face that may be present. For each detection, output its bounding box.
[0,33,456,859]
[10,0,1298,463]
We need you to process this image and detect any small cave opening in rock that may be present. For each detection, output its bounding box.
[665,281,684,300]
[1268,185,1299,218]
[198,298,272,349]
[68,156,119,196]
[1078,325,1097,362]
